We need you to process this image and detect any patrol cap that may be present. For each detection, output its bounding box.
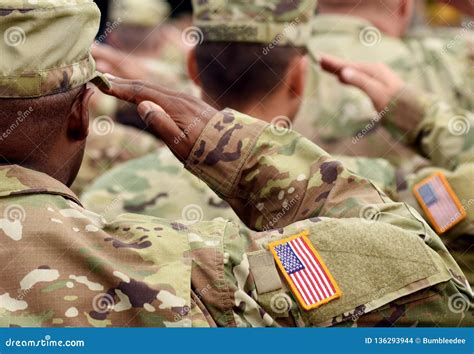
[192,0,317,46]
[109,0,171,27]
[0,0,109,98]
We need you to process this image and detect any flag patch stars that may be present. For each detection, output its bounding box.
[269,231,341,311]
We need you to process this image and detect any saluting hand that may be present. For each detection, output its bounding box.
[97,76,218,161]
[319,55,405,113]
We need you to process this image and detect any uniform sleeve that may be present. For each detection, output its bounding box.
[210,217,473,327]
[185,109,440,236]
[384,86,474,170]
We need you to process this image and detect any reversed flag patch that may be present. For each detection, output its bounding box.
[413,172,466,234]
[268,231,341,311]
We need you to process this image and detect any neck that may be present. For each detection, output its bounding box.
[0,148,82,187]
[202,93,294,124]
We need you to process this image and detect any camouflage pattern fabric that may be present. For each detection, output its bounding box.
[192,0,317,46]
[1,109,472,327]
[384,86,474,171]
[0,0,109,98]
[294,14,473,170]
[81,148,236,222]
[82,107,473,284]
[337,157,474,286]
[72,122,161,195]
[291,15,473,285]
[109,0,171,27]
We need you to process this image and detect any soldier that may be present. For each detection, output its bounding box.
[92,0,190,96]
[0,0,471,328]
[293,0,473,162]
[73,0,178,194]
[81,0,388,221]
[320,54,474,285]
[289,0,474,285]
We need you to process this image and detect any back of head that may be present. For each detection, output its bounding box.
[191,0,316,115]
[0,0,108,185]
[194,43,305,110]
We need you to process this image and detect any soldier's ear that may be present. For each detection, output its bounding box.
[286,54,308,99]
[187,48,201,87]
[67,85,94,141]
[398,0,414,33]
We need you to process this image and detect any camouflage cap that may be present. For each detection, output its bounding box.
[191,0,317,46]
[0,0,109,98]
[109,0,171,27]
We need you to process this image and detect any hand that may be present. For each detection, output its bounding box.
[437,0,474,16]
[97,76,218,161]
[320,55,405,112]
[92,44,151,81]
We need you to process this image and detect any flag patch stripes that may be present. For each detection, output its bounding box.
[269,231,341,311]
[413,172,466,234]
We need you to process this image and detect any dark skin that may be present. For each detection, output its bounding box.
[0,86,94,187]
[97,76,217,161]
[95,55,409,163]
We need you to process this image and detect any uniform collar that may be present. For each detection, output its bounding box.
[311,14,375,35]
[0,165,82,206]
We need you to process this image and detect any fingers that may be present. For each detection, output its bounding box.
[340,68,383,97]
[137,101,189,159]
[321,55,393,83]
[339,67,388,110]
[109,76,192,99]
[98,78,168,107]
[98,77,199,116]
[320,55,351,75]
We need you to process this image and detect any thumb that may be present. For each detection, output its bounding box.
[137,101,187,158]
[340,67,387,111]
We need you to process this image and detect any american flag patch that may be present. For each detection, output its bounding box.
[413,172,466,234]
[269,232,341,311]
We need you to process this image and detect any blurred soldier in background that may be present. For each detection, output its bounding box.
[83,0,385,222]
[74,0,184,194]
[294,0,472,161]
[319,54,474,285]
[288,0,474,284]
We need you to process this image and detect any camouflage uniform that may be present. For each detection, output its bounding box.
[1,0,471,328]
[78,0,183,195]
[294,14,473,166]
[292,13,474,285]
[72,124,161,195]
[81,148,236,222]
[107,0,190,91]
[2,110,473,327]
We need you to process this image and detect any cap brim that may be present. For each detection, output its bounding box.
[89,71,112,90]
